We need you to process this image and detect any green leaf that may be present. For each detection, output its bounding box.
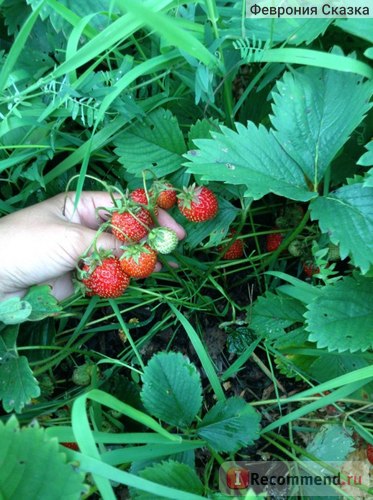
[0,356,40,412]
[271,62,373,188]
[141,352,202,428]
[310,183,373,273]
[307,424,354,461]
[301,424,355,498]
[23,285,62,321]
[334,19,373,44]
[0,416,85,498]
[234,19,332,46]
[358,141,373,167]
[187,118,221,149]
[114,108,186,178]
[305,276,373,353]
[184,122,316,202]
[132,460,204,500]
[250,292,306,340]
[0,297,32,324]
[197,397,260,453]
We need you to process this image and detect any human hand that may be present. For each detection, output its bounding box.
[0,192,186,301]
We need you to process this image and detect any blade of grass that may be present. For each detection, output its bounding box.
[49,0,176,80]
[120,0,219,69]
[248,47,373,80]
[168,302,226,401]
[101,441,203,466]
[262,380,368,433]
[221,338,261,381]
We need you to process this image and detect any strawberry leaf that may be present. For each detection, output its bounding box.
[250,292,306,340]
[184,63,372,201]
[141,352,202,428]
[23,285,62,321]
[197,397,261,452]
[305,276,373,353]
[114,108,186,179]
[0,297,32,325]
[184,122,316,202]
[310,183,373,273]
[0,416,85,497]
[271,55,372,187]
[0,325,40,412]
[131,461,204,499]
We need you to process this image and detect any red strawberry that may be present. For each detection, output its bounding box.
[130,188,159,215]
[303,261,320,277]
[120,243,157,279]
[177,185,218,222]
[219,231,244,260]
[81,256,130,298]
[266,232,283,252]
[61,442,79,451]
[130,188,148,205]
[156,183,177,210]
[111,208,153,243]
[367,444,373,465]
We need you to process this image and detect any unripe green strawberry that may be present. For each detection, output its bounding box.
[288,239,303,257]
[148,227,178,254]
[72,364,93,386]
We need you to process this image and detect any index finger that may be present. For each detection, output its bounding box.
[61,191,119,229]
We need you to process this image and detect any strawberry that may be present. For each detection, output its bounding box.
[156,183,177,210]
[177,185,218,222]
[80,255,130,298]
[148,227,179,254]
[130,188,159,214]
[303,261,320,277]
[120,243,157,279]
[130,188,148,205]
[367,444,373,465]
[266,232,283,252]
[219,231,244,260]
[111,208,153,243]
[288,239,303,257]
[72,364,93,386]
[61,442,79,451]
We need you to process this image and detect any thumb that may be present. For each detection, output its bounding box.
[94,231,123,257]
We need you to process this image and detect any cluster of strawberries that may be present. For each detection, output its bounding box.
[78,182,222,298]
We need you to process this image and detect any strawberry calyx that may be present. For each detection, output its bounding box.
[78,249,114,280]
[177,183,202,211]
[120,242,154,266]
